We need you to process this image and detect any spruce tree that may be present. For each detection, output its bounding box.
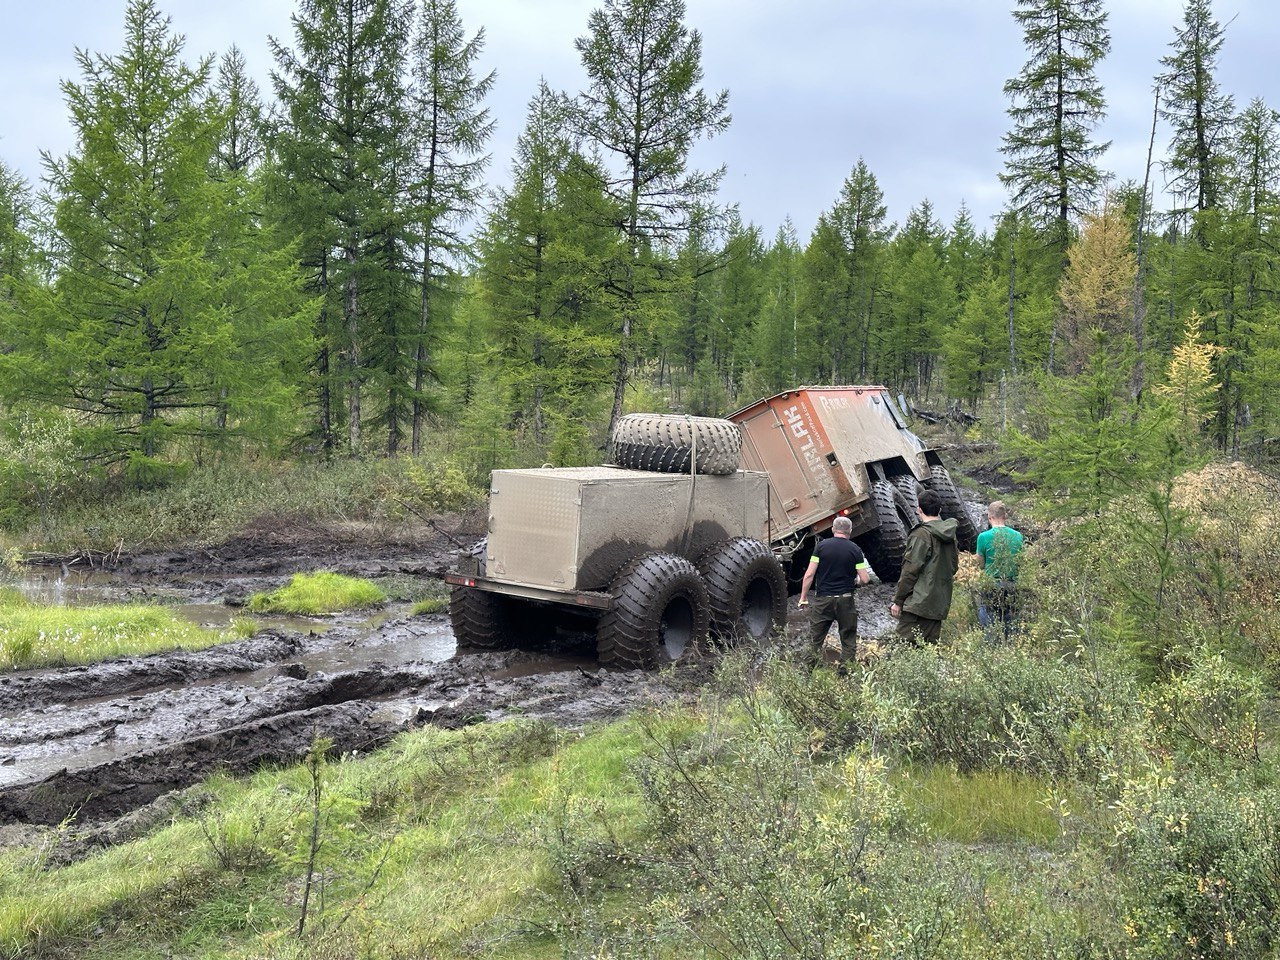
[1000,0,1111,258]
[571,0,730,436]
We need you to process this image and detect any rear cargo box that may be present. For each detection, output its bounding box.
[484,467,770,592]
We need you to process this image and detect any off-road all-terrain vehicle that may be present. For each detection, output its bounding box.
[445,386,977,669]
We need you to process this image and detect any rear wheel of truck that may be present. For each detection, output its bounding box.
[857,479,913,583]
[449,585,512,650]
[597,553,710,669]
[926,465,980,551]
[697,538,788,644]
[609,414,741,476]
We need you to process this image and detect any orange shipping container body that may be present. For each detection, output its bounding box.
[728,386,930,545]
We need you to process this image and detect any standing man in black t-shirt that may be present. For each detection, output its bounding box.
[798,516,871,664]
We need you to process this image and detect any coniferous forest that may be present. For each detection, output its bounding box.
[2,0,1277,479]
[5,3,1280,958]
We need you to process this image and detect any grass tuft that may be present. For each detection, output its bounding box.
[411,597,448,616]
[899,764,1063,845]
[247,572,387,615]
[0,601,253,670]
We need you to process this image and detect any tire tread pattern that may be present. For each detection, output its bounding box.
[858,479,911,583]
[610,414,741,476]
[926,465,980,552]
[449,586,512,650]
[597,552,709,670]
[697,537,787,642]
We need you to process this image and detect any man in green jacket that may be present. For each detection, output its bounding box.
[890,489,960,645]
[976,500,1024,642]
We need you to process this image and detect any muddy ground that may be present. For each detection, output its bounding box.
[0,519,904,854]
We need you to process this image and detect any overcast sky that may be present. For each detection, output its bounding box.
[2,1,1277,239]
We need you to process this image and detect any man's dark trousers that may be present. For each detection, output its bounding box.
[896,610,942,645]
[809,593,857,661]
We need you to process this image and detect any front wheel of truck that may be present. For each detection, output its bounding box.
[597,553,710,670]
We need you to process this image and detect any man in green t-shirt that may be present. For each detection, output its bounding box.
[975,500,1024,642]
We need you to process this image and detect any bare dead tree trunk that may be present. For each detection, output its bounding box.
[1133,87,1160,401]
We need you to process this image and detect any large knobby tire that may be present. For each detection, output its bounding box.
[926,465,980,552]
[597,553,710,670]
[610,414,741,476]
[892,475,922,516]
[857,479,914,583]
[449,585,513,650]
[697,538,788,644]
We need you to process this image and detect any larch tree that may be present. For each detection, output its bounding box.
[0,161,36,311]
[481,86,620,456]
[1159,0,1234,221]
[7,0,308,467]
[1057,197,1137,374]
[1000,0,1111,260]
[712,214,764,392]
[404,0,495,455]
[944,270,1008,405]
[884,200,953,397]
[270,0,414,456]
[213,47,264,176]
[571,0,730,437]
[748,221,801,395]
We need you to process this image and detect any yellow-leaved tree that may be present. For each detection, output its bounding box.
[1154,312,1222,441]
[1056,197,1137,374]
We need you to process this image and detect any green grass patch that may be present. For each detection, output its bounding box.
[246,572,387,615]
[0,602,254,671]
[0,717,654,960]
[411,596,448,616]
[899,764,1063,845]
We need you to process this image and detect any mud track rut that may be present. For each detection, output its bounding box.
[0,516,910,835]
[0,619,674,828]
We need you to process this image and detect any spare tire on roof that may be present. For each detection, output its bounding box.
[610,414,741,476]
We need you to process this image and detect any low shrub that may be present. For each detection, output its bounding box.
[1143,647,1264,769]
[1113,773,1280,959]
[765,645,1148,786]
[246,572,387,615]
[550,707,910,959]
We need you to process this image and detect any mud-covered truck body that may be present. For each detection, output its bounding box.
[446,429,789,669]
[728,386,978,585]
[447,387,976,669]
[462,467,769,597]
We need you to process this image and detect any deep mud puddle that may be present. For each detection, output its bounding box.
[0,563,673,828]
